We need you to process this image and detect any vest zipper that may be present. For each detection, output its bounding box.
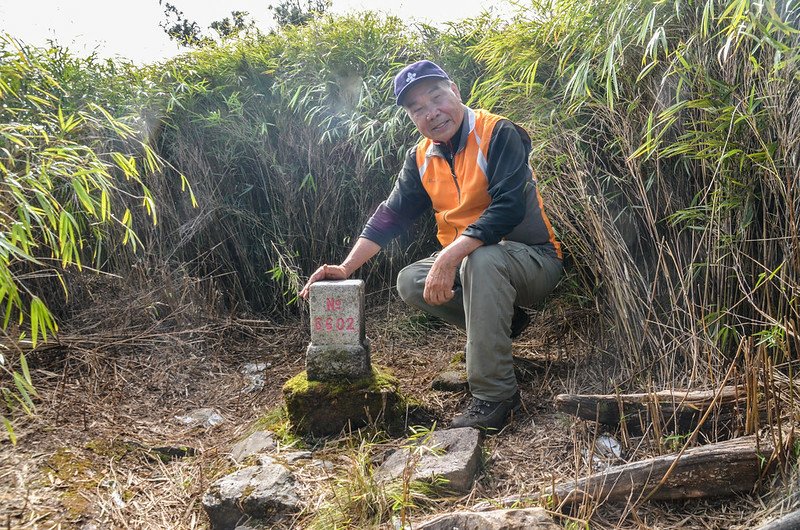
[445,156,461,240]
[447,156,461,202]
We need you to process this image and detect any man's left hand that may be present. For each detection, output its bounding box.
[423,255,458,305]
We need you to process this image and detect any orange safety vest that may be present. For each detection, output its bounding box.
[415,108,561,260]
[415,109,500,246]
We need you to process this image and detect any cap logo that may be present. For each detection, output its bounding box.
[406,72,417,83]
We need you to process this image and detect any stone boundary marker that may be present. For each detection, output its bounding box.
[306,279,371,381]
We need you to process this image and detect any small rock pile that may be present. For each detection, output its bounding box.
[201,427,562,530]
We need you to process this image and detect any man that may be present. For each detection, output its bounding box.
[300,60,562,431]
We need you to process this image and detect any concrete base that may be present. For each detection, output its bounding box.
[305,341,371,382]
[283,365,402,436]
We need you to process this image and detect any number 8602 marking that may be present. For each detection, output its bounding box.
[314,317,355,331]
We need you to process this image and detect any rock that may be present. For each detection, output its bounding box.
[431,370,468,392]
[375,427,483,494]
[283,366,403,436]
[416,508,560,530]
[432,356,551,392]
[174,408,224,428]
[240,363,267,393]
[150,445,197,460]
[202,455,301,530]
[594,434,622,460]
[581,434,624,471]
[312,459,335,472]
[241,363,268,373]
[229,431,276,464]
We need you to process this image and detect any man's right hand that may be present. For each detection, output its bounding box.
[299,264,349,300]
[298,238,382,301]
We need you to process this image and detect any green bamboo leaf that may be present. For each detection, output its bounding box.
[57,105,66,130]
[179,174,198,207]
[25,94,52,108]
[701,0,715,38]
[29,300,39,349]
[2,287,16,330]
[142,188,157,225]
[1,416,16,445]
[766,2,800,34]
[19,353,33,387]
[71,179,97,216]
[29,296,56,348]
[12,373,35,413]
[121,209,132,245]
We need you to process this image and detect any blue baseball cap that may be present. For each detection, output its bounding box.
[393,60,450,106]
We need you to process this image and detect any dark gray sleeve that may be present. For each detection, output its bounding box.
[359,147,432,248]
[461,120,532,245]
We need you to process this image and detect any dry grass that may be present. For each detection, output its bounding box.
[0,286,796,529]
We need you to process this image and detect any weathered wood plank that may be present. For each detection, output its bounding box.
[546,435,775,505]
[756,509,800,530]
[555,386,753,435]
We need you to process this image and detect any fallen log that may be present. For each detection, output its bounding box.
[555,386,757,436]
[756,509,800,530]
[545,435,775,506]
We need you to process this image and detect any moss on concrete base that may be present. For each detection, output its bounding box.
[283,365,404,436]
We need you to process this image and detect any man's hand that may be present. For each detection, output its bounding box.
[299,264,349,300]
[423,235,484,306]
[297,238,382,301]
[423,255,458,305]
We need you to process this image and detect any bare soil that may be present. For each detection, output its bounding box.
[0,294,795,529]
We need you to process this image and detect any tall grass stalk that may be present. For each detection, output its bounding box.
[472,0,799,388]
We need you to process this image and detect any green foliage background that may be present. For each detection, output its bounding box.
[1,0,798,418]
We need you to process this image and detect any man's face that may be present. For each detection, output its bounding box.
[402,79,464,143]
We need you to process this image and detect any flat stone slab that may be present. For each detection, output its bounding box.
[229,431,276,464]
[283,366,403,436]
[431,370,468,392]
[432,355,564,393]
[375,427,483,493]
[202,455,301,529]
[416,508,561,530]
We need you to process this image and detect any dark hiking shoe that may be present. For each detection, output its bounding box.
[510,306,530,339]
[450,391,522,432]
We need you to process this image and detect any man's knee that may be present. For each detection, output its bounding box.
[396,264,425,305]
[461,245,505,279]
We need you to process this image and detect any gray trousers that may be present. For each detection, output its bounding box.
[396,241,562,402]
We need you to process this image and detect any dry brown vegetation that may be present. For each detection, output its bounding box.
[1,280,796,528]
